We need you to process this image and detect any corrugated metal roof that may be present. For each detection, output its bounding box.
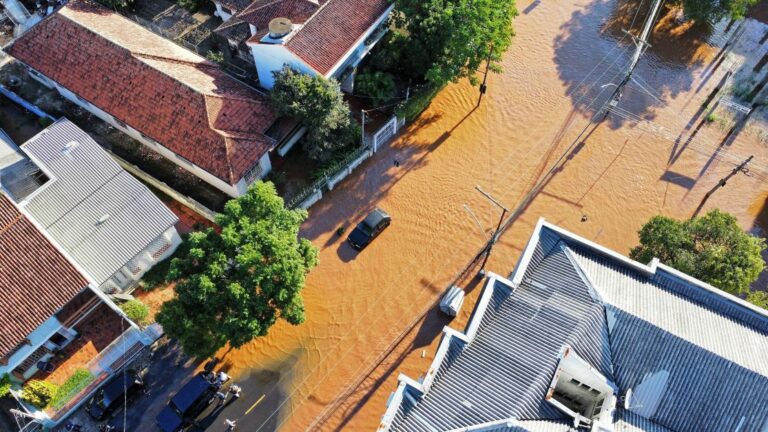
[389,241,612,432]
[569,244,768,432]
[385,222,768,432]
[20,119,178,285]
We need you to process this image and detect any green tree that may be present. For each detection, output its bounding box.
[94,0,134,9]
[673,0,758,24]
[747,291,768,309]
[355,71,397,105]
[157,182,318,358]
[0,374,11,398]
[630,209,765,296]
[270,67,358,161]
[392,0,518,86]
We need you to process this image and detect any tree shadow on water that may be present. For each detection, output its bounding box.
[554,0,716,129]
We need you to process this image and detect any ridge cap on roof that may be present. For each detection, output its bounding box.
[537,219,768,328]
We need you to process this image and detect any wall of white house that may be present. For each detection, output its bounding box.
[102,227,182,293]
[249,43,319,89]
[25,68,270,198]
[212,0,233,21]
[0,315,63,376]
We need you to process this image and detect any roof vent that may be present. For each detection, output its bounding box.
[268,17,292,39]
[96,214,110,225]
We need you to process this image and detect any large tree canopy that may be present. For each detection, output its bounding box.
[674,0,759,24]
[630,209,765,296]
[157,182,318,358]
[270,67,358,161]
[392,0,518,85]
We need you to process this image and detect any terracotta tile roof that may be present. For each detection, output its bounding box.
[284,0,392,74]
[218,0,253,13]
[239,0,320,38]
[6,0,277,185]
[0,194,89,358]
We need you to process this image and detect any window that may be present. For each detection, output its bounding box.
[242,162,262,184]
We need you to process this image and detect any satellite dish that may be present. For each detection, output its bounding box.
[268,17,292,39]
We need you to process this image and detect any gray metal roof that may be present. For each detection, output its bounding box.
[385,222,768,432]
[390,235,612,431]
[18,119,178,285]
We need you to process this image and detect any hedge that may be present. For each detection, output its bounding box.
[50,369,94,410]
[21,380,58,409]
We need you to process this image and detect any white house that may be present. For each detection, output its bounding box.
[5,0,278,198]
[212,0,394,90]
[0,119,182,293]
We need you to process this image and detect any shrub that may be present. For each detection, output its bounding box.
[206,51,225,64]
[50,370,94,410]
[178,0,203,12]
[0,374,11,398]
[355,71,396,106]
[21,380,58,409]
[120,299,150,325]
[396,84,444,122]
[706,113,717,123]
[140,258,172,290]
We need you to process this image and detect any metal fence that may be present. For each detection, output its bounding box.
[287,116,403,209]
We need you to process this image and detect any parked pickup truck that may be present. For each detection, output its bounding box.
[155,373,216,432]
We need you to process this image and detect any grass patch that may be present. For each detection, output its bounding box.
[50,370,94,410]
[396,84,445,122]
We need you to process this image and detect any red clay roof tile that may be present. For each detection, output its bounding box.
[0,194,89,358]
[284,0,392,75]
[6,0,276,185]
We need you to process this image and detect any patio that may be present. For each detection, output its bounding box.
[33,303,127,386]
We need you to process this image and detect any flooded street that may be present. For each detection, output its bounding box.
[205,1,768,431]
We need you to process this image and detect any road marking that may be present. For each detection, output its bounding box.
[245,394,266,415]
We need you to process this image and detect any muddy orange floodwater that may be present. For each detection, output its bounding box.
[213,1,768,431]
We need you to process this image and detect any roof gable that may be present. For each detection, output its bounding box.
[6,0,276,184]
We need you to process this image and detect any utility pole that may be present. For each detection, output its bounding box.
[361,109,366,149]
[692,155,753,218]
[477,45,494,106]
[604,0,663,114]
[475,185,509,273]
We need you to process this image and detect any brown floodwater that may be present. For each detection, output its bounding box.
[213,1,768,431]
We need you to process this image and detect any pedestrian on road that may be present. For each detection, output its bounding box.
[229,384,242,400]
[224,419,237,431]
[214,390,227,405]
[216,371,230,386]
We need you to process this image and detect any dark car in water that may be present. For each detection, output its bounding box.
[156,373,216,432]
[86,369,144,421]
[347,208,391,250]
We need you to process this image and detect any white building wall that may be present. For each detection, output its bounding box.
[103,227,182,293]
[248,43,319,89]
[212,0,233,21]
[25,68,265,198]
